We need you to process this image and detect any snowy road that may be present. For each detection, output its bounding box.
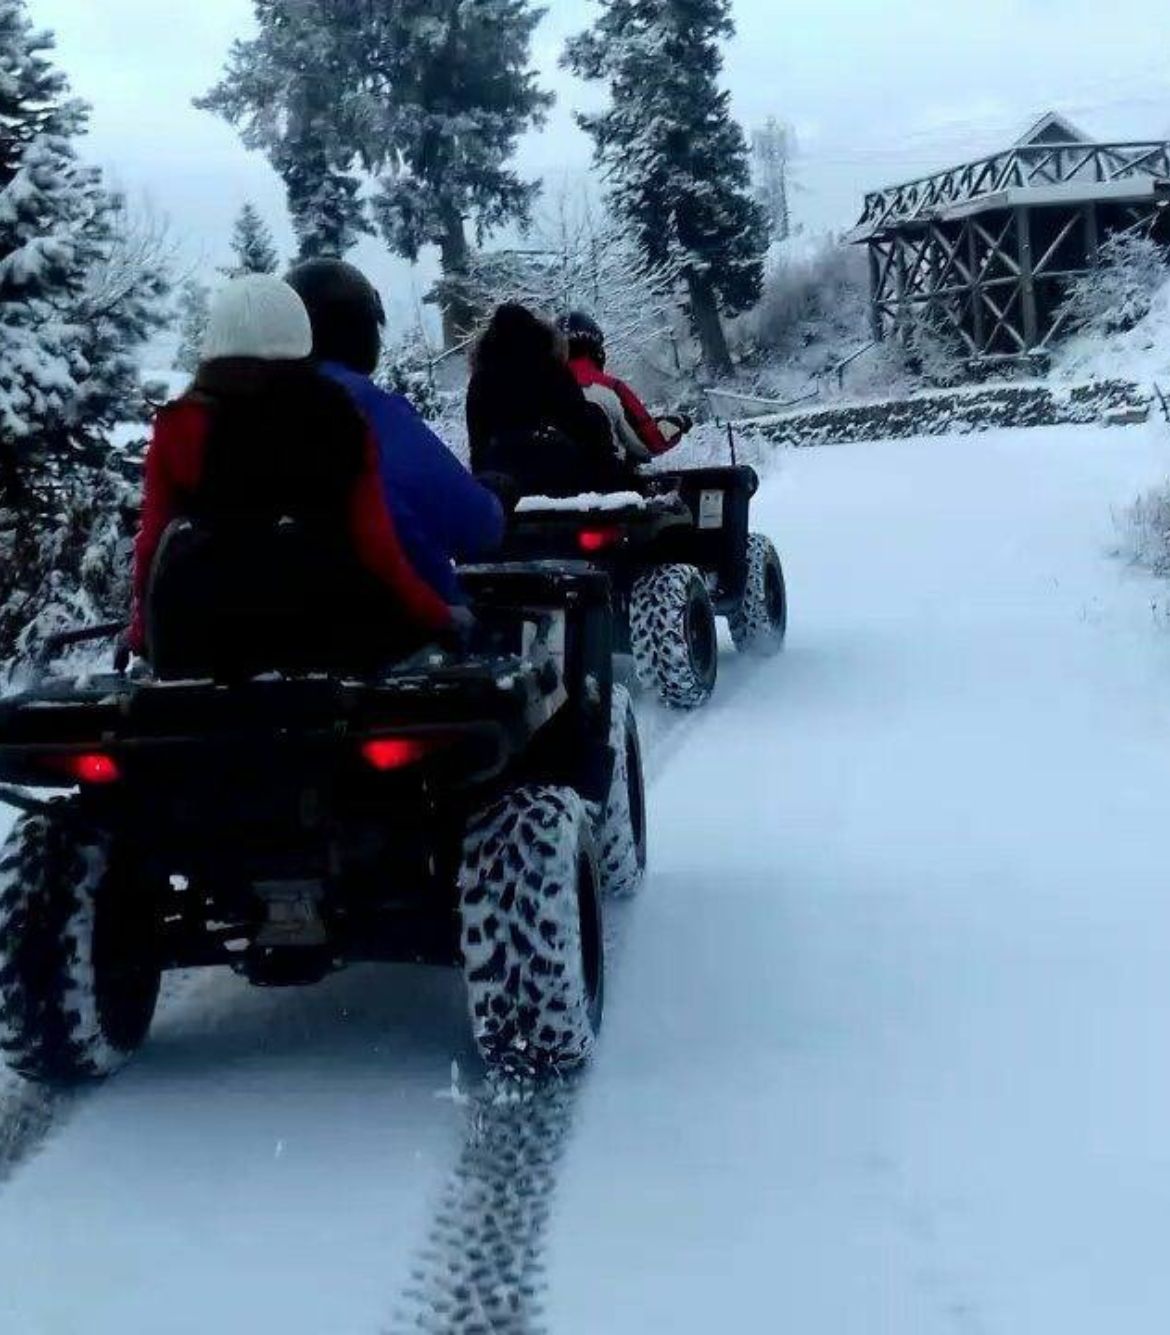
[2,423,1170,1332]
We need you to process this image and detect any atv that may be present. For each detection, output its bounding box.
[0,564,646,1087]
[499,466,787,710]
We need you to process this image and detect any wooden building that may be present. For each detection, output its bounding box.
[848,113,1170,360]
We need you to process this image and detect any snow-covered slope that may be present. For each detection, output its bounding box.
[547,423,1170,1333]
[1,422,1170,1332]
[1054,276,1170,389]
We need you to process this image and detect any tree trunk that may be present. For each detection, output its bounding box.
[687,272,734,378]
[438,210,477,349]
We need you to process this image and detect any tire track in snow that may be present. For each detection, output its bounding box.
[0,1082,73,1189]
[391,656,770,1334]
[390,1072,580,1335]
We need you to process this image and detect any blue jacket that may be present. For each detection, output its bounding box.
[322,362,504,603]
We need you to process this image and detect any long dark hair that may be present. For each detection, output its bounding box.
[188,358,368,526]
[471,303,565,377]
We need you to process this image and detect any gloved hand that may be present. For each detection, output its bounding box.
[657,414,694,446]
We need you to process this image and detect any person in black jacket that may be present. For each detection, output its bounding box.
[466,303,624,500]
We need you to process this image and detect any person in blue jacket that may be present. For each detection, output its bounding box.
[285,259,504,604]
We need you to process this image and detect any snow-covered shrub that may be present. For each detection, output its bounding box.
[747,242,867,357]
[378,326,444,421]
[1119,480,1170,577]
[1060,231,1168,337]
[899,306,968,388]
[1,454,141,671]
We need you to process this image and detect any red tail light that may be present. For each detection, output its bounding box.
[43,752,122,785]
[361,738,435,771]
[578,527,622,554]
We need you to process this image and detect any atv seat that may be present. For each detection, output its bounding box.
[146,518,428,683]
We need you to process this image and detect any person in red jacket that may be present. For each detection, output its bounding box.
[130,275,453,662]
[561,311,692,467]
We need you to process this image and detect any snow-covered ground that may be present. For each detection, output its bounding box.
[2,421,1170,1332]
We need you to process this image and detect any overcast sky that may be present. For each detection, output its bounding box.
[27,0,1170,329]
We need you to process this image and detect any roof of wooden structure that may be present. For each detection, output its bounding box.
[849,112,1170,241]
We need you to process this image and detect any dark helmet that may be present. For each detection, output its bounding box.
[560,310,606,367]
[285,258,386,376]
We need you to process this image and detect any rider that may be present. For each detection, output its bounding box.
[561,311,691,467]
[285,259,504,603]
[466,303,625,499]
[130,275,453,663]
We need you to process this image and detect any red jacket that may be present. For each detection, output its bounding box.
[568,357,673,460]
[130,398,452,652]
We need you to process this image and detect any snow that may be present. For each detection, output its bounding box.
[515,491,649,514]
[547,421,1170,1332]
[3,421,1170,1329]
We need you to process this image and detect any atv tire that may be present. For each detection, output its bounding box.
[0,810,161,1085]
[630,564,718,710]
[596,686,647,899]
[460,786,603,1073]
[729,534,787,657]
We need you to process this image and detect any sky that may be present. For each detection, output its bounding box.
[26,0,1170,333]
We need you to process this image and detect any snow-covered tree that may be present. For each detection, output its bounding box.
[0,0,169,661]
[198,1,553,344]
[753,118,793,246]
[173,279,210,376]
[222,202,279,277]
[1059,230,1167,336]
[457,192,684,382]
[564,0,769,376]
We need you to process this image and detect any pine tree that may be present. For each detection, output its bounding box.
[0,0,169,659]
[223,202,279,277]
[173,279,210,375]
[198,1,553,345]
[753,118,793,246]
[564,0,768,376]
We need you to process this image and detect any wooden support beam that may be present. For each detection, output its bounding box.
[1015,208,1039,348]
[868,243,884,342]
[967,219,986,354]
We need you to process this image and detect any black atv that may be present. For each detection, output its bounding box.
[499,466,787,710]
[0,565,646,1087]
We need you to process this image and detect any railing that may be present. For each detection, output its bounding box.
[856,141,1170,234]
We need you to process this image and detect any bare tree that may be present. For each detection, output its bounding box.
[454,189,687,378]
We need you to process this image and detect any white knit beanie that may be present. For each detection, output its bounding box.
[200,275,314,362]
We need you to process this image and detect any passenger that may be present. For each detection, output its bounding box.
[285,259,504,602]
[466,303,625,500]
[562,311,691,466]
[129,275,453,664]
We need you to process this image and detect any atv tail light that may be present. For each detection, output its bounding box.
[43,752,122,785]
[578,527,622,554]
[361,738,436,772]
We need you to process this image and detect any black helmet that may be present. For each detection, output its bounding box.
[560,310,606,367]
[285,258,386,376]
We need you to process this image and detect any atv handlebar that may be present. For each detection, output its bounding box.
[33,622,128,680]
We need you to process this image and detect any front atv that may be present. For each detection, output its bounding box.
[0,567,646,1086]
[501,466,787,710]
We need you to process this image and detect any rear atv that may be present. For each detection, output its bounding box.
[0,566,646,1086]
[501,466,787,710]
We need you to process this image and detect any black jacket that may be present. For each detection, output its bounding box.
[466,354,625,498]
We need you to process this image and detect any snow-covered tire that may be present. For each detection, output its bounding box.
[596,685,647,899]
[459,786,603,1073]
[630,563,718,710]
[729,534,787,657]
[0,811,161,1086]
